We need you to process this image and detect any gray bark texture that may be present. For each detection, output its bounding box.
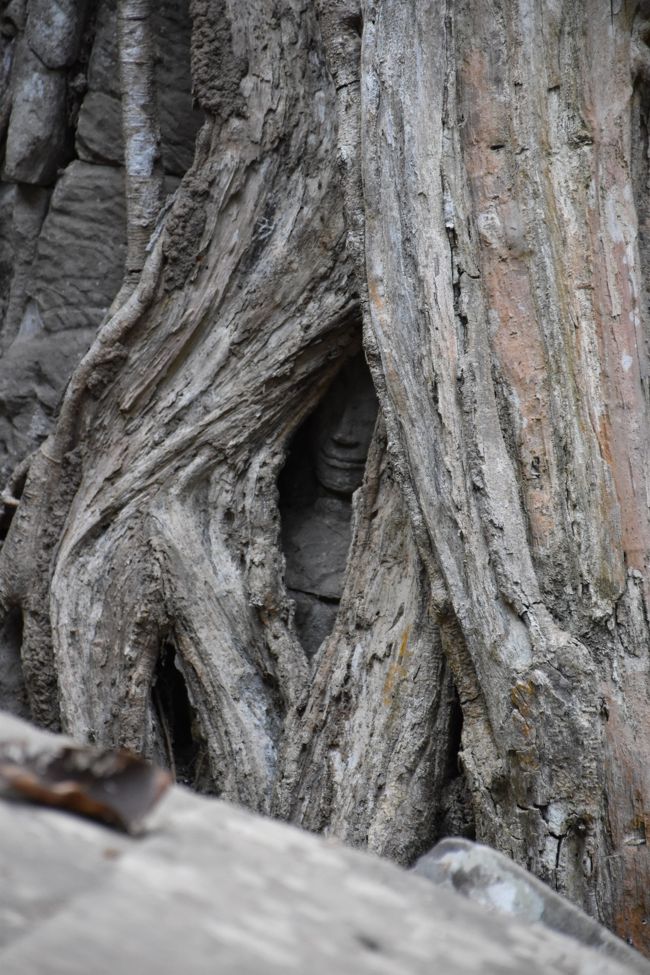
[0,0,649,956]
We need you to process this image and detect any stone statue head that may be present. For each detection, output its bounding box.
[312,353,378,496]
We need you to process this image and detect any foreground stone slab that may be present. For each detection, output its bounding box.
[0,713,642,975]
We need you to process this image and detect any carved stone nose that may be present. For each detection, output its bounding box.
[331,406,361,448]
[332,430,360,449]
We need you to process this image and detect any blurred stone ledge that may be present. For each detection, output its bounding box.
[0,711,645,975]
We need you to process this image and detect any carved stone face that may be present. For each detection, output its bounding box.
[313,353,378,496]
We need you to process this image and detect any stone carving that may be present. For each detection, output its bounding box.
[280,353,378,656]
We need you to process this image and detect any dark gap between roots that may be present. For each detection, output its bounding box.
[0,606,30,719]
[151,640,210,792]
[0,468,27,543]
[439,684,476,842]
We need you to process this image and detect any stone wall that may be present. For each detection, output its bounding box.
[0,0,201,497]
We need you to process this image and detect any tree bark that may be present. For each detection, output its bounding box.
[0,0,649,954]
[117,0,163,284]
[351,0,650,943]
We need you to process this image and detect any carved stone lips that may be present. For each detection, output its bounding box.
[318,450,367,469]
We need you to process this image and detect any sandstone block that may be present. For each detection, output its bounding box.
[29,160,126,333]
[26,0,88,69]
[3,42,68,185]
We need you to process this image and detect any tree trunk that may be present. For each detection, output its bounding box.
[0,0,649,954]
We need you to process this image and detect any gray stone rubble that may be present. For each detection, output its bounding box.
[414,837,649,974]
